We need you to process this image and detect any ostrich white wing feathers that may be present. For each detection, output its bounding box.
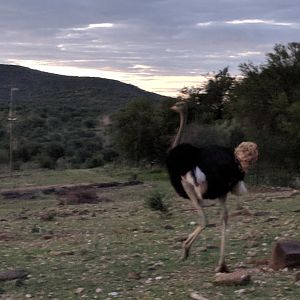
[181,167,207,198]
[182,167,206,186]
[231,180,248,195]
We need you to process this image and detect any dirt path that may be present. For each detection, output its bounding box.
[0,180,143,199]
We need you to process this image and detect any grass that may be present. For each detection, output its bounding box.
[0,167,300,299]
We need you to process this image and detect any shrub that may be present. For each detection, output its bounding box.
[0,149,8,164]
[38,153,56,169]
[145,191,168,212]
[85,153,104,168]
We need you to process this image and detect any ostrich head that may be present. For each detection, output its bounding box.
[171,101,188,113]
[234,141,258,172]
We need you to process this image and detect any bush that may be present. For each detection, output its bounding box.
[145,191,168,212]
[46,142,65,160]
[85,153,104,168]
[38,154,56,169]
[0,149,8,164]
[101,148,119,162]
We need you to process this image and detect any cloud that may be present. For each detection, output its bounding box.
[226,19,298,27]
[196,19,299,28]
[0,0,300,96]
[196,22,215,27]
[72,23,115,31]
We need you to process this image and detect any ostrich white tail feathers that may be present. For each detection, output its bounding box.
[181,167,207,198]
[231,180,248,195]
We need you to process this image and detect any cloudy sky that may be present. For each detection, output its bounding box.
[1,0,299,96]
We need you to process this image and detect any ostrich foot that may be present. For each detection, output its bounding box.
[181,245,190,260]
[215,261,230,273]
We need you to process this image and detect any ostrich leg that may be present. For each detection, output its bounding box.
[215,195,230,273]
[181,180,207,259]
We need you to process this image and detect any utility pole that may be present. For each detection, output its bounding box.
[8,87,18,175]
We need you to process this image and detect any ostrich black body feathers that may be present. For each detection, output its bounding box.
[166,143,245,200]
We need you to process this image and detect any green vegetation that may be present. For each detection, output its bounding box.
[0,64,166,170]
[0,167,299,299]
[0,42,300,299]
[145,190,168,212]
[111,99,175,164]
[0,42,299,186]
[112,43,300,185]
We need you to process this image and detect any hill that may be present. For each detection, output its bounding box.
[0,64,165,113]
[0,64,169,170]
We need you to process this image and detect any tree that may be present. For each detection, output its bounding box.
[179,67,234,123]
[112,99,171,164]
[230,42,300,170]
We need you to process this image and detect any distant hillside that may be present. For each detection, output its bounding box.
[0,64,166,113]
[0,64,169,170]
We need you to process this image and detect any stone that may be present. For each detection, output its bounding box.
[74,288,85,294]
[0,269,29,281]
[270,240,300,270]
[234,289,246,296]
[164,224,174,230]
[189,292,209,300]
[0,233,15,241]
[40,211,56,221]
[127,272,141,280]
[214,270,251,285]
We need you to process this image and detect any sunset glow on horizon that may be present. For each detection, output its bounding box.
[8,59,208,97]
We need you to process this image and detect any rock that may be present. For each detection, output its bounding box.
[264,216,279,222]
[206,244,218,250]
[127,272,141,280]
[253,211,270,216]
[234,289,246,296]
[247,250,257,257]
[147,261,165,271]
[74,288,85,294]
[164,224,174,230]
[50,250,75,256]
[189,292,209,300]
[214,270,251,285]
[1,191,35,200]
[230,207,253,217]
[247,258,269,266]
[246,240,259,248]
[40,211,56,221]
[270,240,300,270]
[42,235,53,240]
[0,269,29,281]
[0,233,15,241]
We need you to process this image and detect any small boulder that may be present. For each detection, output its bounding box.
[127,272,141,280]
[0,269,29,281]
[189,292,209,300]
[214,270,251,285]
[270,239,300,270]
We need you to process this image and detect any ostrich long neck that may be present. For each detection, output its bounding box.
[172,110,187,148]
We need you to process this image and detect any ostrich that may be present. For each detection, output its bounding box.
[166,101,258,272]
